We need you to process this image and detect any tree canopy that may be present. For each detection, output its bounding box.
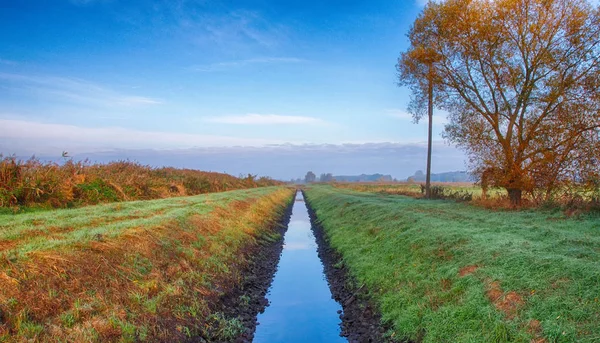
[398,0,600,205]
[305,171,317,183]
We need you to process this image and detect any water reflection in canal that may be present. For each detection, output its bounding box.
[253,191,346,343]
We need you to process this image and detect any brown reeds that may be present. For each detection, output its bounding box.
[0,156,280,210]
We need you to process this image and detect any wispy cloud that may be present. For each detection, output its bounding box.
[204,114,324,125]
[116,96,163,106]
[103,5,291,62]
[0,72,162,108]
[196,9,287,48]
[386,108,449,125]
[191,57,306,72]
[146,6,289,53]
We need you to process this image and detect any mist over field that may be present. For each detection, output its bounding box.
[51,142,466,180]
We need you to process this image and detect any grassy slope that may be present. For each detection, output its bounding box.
[305,185,600,343]
[0,186,294,342]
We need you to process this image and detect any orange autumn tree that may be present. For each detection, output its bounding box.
[399,0,600,206]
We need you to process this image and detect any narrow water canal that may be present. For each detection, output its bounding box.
[253,191,346,343]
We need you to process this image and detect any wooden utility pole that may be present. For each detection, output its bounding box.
[425,61,433,199]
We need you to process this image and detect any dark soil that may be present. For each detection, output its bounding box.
[209,195,294,343]
[302,190,400,343]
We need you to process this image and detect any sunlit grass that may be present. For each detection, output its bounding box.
[0,186,294,342]
[333,182,506,199]
[305,185,600,342]
[0,187,276,257]
[333,182,599,209]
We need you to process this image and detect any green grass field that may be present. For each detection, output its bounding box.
[334,182,506,199]
[0,186,294,342]
[305,185,600,343]
[1,187,279,257]
[333,182,600,209]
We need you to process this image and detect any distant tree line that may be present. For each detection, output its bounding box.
[298,171,394,183]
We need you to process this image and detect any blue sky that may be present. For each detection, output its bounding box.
[0,0,464,179]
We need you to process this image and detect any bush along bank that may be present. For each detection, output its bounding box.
[304,185,600,343]
[0,156,282,211]
[0,187,295,342]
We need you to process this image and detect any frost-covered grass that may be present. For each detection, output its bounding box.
[306,185,600,343]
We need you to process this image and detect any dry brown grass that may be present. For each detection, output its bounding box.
[0,187,294,342]
[458,265,479,277]
[486,280,524,319]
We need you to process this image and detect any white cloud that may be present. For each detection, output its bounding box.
[0,119,281,155]
[191,57,305,72]
[0,72,162,108]
[198,9,287,48]
[204,114,324,125]
[116,96,163,106]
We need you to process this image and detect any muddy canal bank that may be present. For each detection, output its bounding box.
[196,194,294,343]
[303,190,394,343]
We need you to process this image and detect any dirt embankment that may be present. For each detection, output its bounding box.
[302,190,401,343]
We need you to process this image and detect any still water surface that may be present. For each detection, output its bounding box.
[253,191,346,343]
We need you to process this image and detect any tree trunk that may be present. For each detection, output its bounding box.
[425,62,433,199]
[507,188,522,207]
